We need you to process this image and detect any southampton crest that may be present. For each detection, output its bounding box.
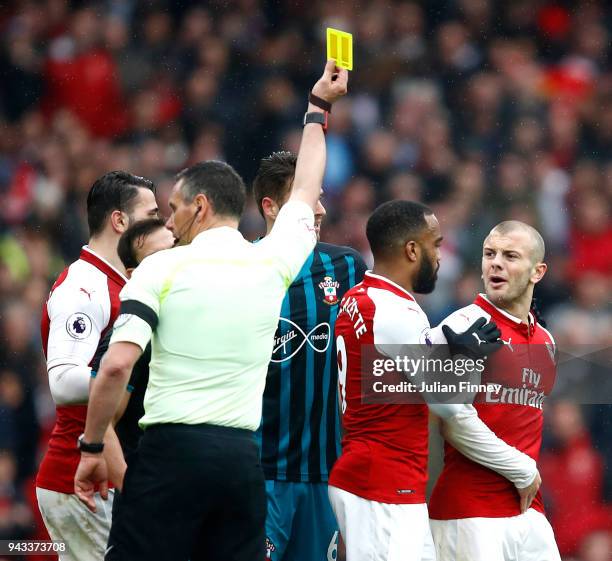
[319,275,340,306]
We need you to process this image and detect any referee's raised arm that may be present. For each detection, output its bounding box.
[290,60,348,210]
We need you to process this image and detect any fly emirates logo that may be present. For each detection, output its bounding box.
[340,296,368,339]
[485,367,545,410]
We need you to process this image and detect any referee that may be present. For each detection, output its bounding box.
[73,60,347,561]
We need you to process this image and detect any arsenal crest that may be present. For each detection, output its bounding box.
[319,275,340,306]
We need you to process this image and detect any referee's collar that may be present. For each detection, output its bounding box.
[192,226,242,245]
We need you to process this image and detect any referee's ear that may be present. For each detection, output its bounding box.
[193,193,209,220]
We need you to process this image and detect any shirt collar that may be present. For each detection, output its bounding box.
[476,293,535,334]
[80,246,128,286]
[192,227,242,245]
[364,271,416,302]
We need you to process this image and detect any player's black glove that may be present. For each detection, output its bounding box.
[442,317,503,360]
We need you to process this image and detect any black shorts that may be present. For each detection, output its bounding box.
[106,423,266,561]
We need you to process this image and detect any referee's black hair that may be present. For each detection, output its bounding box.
[87,171,155,237]
[366,200,433,259]
[118,218,167,270]
[175,161,246,219]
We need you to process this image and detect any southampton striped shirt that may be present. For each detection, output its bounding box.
[258,242,367,483]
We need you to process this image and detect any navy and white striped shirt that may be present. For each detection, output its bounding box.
[258,242,367,483]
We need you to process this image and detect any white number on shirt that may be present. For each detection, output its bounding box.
[336,335,347,415]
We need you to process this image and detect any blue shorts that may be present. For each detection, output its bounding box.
[265,480,339,561]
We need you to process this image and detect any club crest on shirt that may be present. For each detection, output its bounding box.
[265,537,276,559]
[65,313,93,340]
[319,276,340,305]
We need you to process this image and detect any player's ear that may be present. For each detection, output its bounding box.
[261,197,278,220]
[531,262,547,284]
[110,209,128,234]
[404,240,418,262]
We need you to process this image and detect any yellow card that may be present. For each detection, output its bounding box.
[326,27,353,71]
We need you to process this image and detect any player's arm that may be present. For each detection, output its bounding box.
[46,284,108,405]
[428,402,538,491]
[374,300,539,498]
[289,60,347,211]
[91,329,134,425]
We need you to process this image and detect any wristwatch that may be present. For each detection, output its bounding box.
[77,433,105,454]
[303,111,328,132]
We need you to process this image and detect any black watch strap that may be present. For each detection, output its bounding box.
[303,111,328,131]
[77,433,105,454]
[308,92,332,113]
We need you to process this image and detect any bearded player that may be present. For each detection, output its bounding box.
[330,203,541,561]
[429,221,560,561]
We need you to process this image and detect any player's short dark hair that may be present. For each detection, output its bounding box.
[366,200,434,259]
[175,161,246,218]
[87,171,155,237]
[117,218,167,270]
[252,151,297,217]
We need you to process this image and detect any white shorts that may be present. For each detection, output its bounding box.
[430,508,561,561]
[36,487,114,561]
[329,485,436,561]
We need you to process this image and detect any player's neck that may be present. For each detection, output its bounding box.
[488,293,532,324]
[371,264,414,294]
[87,235,127,276]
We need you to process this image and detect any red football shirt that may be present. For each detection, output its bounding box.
[329,272,431,504]
[429,294,556,519]
[38,248,125,494]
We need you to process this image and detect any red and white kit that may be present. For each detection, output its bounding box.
[37,247,126,561]
[429,294,561,561]
[329,274,537,561]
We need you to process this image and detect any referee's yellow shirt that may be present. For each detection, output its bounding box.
[109,200,316,431]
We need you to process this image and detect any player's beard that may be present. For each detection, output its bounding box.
[413,253,438,294]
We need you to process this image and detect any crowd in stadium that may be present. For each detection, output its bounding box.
[0,1,611,560]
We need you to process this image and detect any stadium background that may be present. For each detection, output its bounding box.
[0,1,610,559]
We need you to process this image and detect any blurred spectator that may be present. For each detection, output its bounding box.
[541,402,612,558]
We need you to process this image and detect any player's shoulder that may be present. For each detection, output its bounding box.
[442,303,492,328]
[368,285,427,321]
[535,321,556,347]
[50,258,110,302]
[317,242,364,262]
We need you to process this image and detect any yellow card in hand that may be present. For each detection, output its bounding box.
[326,27,353,71]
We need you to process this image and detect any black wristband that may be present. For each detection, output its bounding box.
[77,433,105,454]
[303,111,328,132]
[309,92,332,113]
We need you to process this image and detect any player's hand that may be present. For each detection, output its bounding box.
[518,470,541,513]
[74,453,109,512]
[442,317,503,360]
[311,60,348,104]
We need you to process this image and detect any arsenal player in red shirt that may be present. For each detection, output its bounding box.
[429,221,561,561]
[329,204,541,561]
